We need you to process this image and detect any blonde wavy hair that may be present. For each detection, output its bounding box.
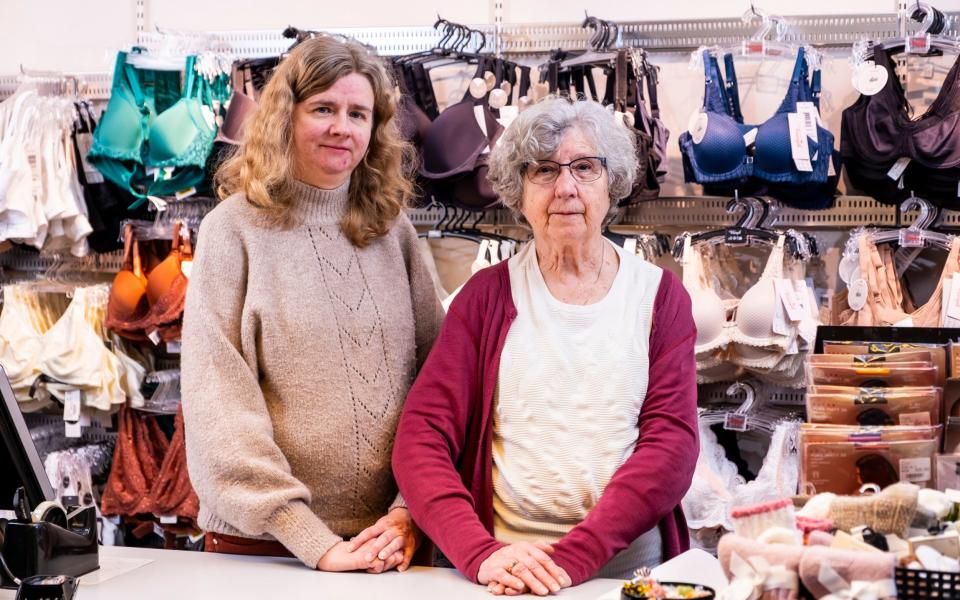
[216,36,414,247]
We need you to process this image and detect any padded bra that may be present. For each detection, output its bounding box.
[680,49,839,208]
[88,52,216,205]
[840,45,960,205]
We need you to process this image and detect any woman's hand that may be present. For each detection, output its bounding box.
[347,508,421,573]
[478,542,572,596]
[316,540,387,572]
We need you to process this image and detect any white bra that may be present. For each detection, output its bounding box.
[682,419,800,532]
[681,235,818,387]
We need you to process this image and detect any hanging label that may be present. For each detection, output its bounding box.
[773,289,791,336]
[63,389,82,422]
[65,421,82,438]
[795,102,820,141]
[906,34,932,55]
[839,255,860,285]
[497,105,519,129]
[623,237,638,255]
[786,336,799,355]
[474,105,491,154]
[847,278,869,311]
[900,457,932,483]
[180,260,192,279]
[798,319,818,346]
[163,167,175,181]
[175,187,197,201]
[147,330,162,345]
[158,515,178,525]
[742,127,758,147]
[776,279,806,322]
[948,276,960,322]
[893,316,915,327]
[827,156,837,177]
[887,157,911,180]
[148,196,168,212]
[79,409,91,428]
[853,62,888,96]
[166,341,182,354]
[900,412,932,427]
[899,228,925,248]
[691,112,709,144]
[724,412,749,432]
[787,113,813,172]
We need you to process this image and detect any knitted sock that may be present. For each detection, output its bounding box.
[732,498,798,540]
[827,482,919,535]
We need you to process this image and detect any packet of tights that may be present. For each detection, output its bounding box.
[800,437,938,495]
[823,342,947,384]
[807,362,938,387]
[936,454,960,491]
[800,424,942,443]
[807,385,942,427]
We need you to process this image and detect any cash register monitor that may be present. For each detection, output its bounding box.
[0,366,54,513]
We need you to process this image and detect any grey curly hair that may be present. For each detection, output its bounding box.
[487,97,639,223]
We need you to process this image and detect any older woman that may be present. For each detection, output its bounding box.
[392,97,698,595]
[182,37,443,573]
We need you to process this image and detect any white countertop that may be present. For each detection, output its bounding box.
[1,545,625,599]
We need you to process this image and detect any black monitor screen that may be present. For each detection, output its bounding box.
[0,366,53,511]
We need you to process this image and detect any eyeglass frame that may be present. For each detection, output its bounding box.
[521,156,608,185]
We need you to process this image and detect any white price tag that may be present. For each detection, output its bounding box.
[798,319,818,346]
[180,260,192,279]
[847,278,868,311]
[175,187,197,201]
[900,412,932,427]
[64,389,82,422]
[742,127,758,147]
[947,276,960,323]
[796,101,824,128]
[158,515,178,524]
[853,62,888,96]
[776,279,806,322]
[147,330,162,345]
[900,457,932,483]
[827,156,837,177]
[887,157,911,181]
[79,409,92,428]
[474,106,490,154]
[795,102,820,141]
[691,112,709,144]
[497,105,519,128]
[787,113,813,172]
[839,255,859,285]
[166,341,182,354]
[773,287,791,336]
[65,421,82,438]
[893,316,915,327]
[623,238,638,255]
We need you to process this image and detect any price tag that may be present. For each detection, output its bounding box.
[776,279,806,322]
[900,412,932,427]
[742,127,758,147]
[497,105,519,129]
[948,276,960,323]
[180,260,192,279]
[900,457,932,483]
[893,316,915,327]
[158,515,178,525]
[64,390,82,422]
[691,113,709,144]
[852,62,888,96]
[798,319,817,346]
[907,34,931,55]
[65,421,82,438]
[147,330,162,345]
[175,187,197,201]
[724,412,749,432]
[839,255,860,285]
[795,102,820,141]
[773,286,791,336]
[847,278,868,311]
[787,113,813,172]
[166,341,182,354]
[827,156,837,177]
[623,238,638,255]
[796,101,824,128]
[887,157,911,181]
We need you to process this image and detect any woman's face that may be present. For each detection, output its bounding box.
[292,72,375,189]
[519,127,610,247]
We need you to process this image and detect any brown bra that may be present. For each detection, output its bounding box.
[101,405,170,516]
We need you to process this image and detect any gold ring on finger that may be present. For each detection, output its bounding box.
[506,559,519,575]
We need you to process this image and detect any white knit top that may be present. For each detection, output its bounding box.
[492,239,663,554]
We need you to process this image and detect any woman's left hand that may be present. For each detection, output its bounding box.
[348,508,421,573]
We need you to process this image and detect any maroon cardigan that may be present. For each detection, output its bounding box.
[392,260,699,585]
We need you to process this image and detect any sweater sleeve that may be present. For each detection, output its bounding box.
[181,205,341,569]
[395,214,444,370]
[550,270,699,585]
[392,280,505,583]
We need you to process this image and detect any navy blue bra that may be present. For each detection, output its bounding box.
[679,48,839,207]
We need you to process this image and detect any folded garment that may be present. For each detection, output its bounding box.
[798,545,896,599]
[718,534,801,600]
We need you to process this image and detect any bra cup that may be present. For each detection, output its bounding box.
[146,251,182,306]
[912,110,960,168]
[147,101,199,163]
[732,279,780,347]
[94,90,149,156]
[108,270,149,319]
[692,115,748,174]
[692,287,727,351]
[215,89,256,145]
[752,115,819,175]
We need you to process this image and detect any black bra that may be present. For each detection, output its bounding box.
[841,44,960,205]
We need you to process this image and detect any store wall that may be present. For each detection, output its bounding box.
[4,0,960,74]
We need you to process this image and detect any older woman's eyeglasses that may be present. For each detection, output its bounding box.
[523,157,607,185]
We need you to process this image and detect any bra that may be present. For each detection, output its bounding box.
[101,404,170,516]
[840,45,960,206]
[682,235,818,387]
[215,56,280,146]
[88,53,216,206]
[679,49,839,208]
[835,234,960,327]
[106,223,192,342]
[683,419,800,532]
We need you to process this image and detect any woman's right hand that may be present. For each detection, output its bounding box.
[316,540,399,572]
[477,542,572,596]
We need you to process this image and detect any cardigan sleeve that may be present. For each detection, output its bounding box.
[392,277,505,583]
[550,269,699,585]
[181,204,341,569]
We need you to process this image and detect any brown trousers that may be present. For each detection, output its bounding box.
[204,532,295,559]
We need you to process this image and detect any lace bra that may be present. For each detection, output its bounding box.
[683,419,800,532]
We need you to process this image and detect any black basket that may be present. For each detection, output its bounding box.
[896,566,960,599]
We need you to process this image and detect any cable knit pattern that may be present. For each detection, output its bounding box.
[181,178,443,568]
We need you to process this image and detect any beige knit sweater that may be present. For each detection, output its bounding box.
[181,179,443,568]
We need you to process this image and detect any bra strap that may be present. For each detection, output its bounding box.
[722,54,744,123]
[645,63,661,117]
[183,56,197,99]
[518,66,531,98]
